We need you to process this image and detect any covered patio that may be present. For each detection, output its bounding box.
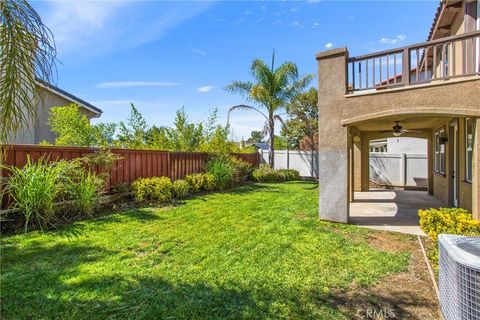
[349,190,446,236]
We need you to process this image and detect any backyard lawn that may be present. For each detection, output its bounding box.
[1,181,434,319]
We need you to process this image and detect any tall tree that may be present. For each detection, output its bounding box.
[246,130,265,144]
[283,87,318,151]
[0,0,57,145]
[117,104,148,149]
[226,52,313,166]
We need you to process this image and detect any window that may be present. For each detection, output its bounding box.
[435,128,446,174]
[465,118,475,182]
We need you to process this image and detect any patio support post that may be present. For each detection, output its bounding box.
[427,134,434,195]
[353,137,362,192]
[360,133,370,191]
[316,48,350,223]
[472,117,480,220]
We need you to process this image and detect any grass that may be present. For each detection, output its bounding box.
[1,181,411,319]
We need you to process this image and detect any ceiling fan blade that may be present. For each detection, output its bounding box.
[402,129,423,133]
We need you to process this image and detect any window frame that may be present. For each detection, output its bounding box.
[465,118,475,183]
[434,127,446,175]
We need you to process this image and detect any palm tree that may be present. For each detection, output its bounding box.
[0,0,57,146]
[226,52,313,167]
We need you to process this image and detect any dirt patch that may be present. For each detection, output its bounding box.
[366,232,416,252]
[329,232,440,319]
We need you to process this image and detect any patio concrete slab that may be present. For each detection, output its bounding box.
[349,190,446,236]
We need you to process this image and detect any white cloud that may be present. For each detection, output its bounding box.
[312,22,320,28]
[325,42,333,49]
[96,81,180,89]
[380,34,406,45]
[197,85,215,93]
[261,5,267,11]
[40,1,214,58]
[291,21,302,27]
[290,7,299,13]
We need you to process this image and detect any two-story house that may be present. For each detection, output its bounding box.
[11,79,102,144]
[316,0,480,222]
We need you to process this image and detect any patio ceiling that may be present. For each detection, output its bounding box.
[352,114,452,132]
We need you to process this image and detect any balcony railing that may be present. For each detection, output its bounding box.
[347,30,480,93]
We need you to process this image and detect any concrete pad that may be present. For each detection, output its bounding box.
[349,190,446,236]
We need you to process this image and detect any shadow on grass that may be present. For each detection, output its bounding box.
[319,287,438,319]
[1,265,432,319]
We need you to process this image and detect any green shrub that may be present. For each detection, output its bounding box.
[111,183,130,194]
[252,164,278,182]
[205,156,235,190]
[185,174,203,193]
[55,160,105,216]
[173,180,190,199]
[230,157,253,178]
[252,165,300,183]
[72,171,104,216]
[419,207,480,265]
[3,158,62,231]
[202,173,216,191]
[132,177,173,203]
[185,173,215,192]
[277,169,300,181]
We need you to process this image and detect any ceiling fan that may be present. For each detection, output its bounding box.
[381,121,422,137]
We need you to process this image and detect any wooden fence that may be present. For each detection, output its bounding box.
[0,144,260,194]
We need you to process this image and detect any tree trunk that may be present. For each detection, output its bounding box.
[268,116,275,167]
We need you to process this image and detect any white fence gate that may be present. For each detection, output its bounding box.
[259,150,428,188]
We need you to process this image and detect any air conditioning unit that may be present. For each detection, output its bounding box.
[438,234,480,320]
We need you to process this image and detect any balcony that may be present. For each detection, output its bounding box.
[348,30,480,93]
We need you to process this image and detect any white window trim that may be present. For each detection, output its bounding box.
[434,128,446,175]
[465,118,474,183]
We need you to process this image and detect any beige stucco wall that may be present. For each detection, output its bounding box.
[317,48,480,221]
[11,86,97,144]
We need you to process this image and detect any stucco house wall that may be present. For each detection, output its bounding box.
[316,47,480,221]
[11,83,101,144]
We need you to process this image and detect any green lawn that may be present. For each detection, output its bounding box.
[1,181,410,319]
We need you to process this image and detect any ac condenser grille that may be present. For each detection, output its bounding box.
[439,235,480,320]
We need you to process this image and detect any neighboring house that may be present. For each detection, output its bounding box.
[251,142,269,150]
[11,79,102,144]
[317,0,480,221]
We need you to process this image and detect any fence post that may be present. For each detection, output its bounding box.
[286,149,290,169]
[401,153,407,187]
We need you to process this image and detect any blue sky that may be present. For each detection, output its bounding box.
[33,0,439,140]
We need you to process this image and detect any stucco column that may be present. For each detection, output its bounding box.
[317,48,349,223]
[360,133,370,191]
[472,118,480,220]
[350,127,363,192]
[427,134,434,195]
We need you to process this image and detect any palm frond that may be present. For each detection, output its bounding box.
[224,81,253,99]
[0,0,57,145]
[273,114,288,132]
[280,74,315,102]
[227,104,268,125]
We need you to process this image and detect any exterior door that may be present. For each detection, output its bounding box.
[449,122,459,207]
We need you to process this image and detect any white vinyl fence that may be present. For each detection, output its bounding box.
[259,150,318,178]
[260,150,428,188]
[370,153,428,188]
